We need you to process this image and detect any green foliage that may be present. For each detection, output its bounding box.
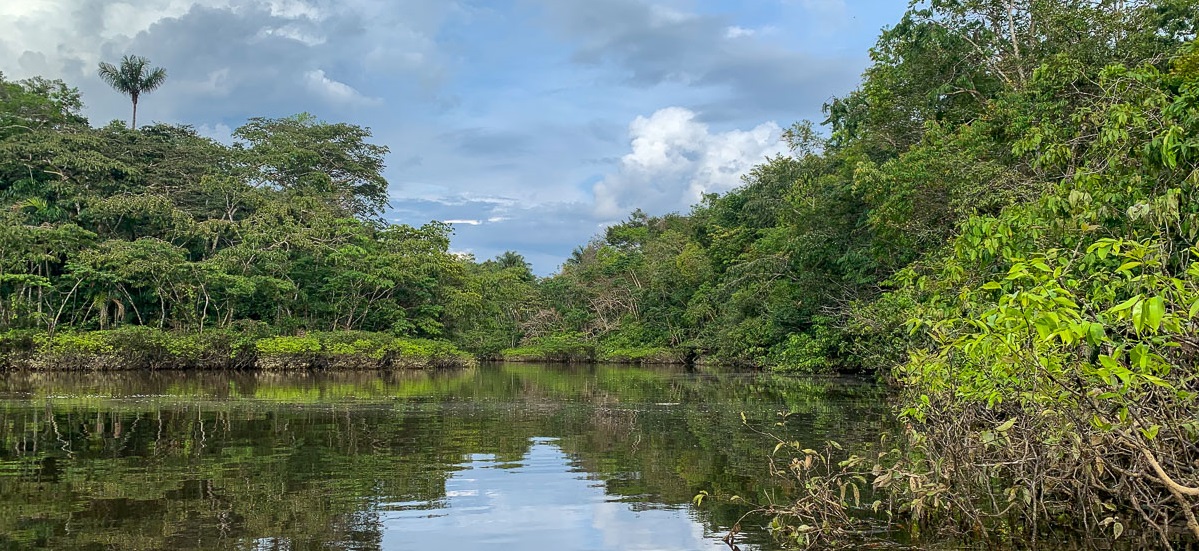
[384,338,475,366]
[250,332,472,368]
[0,328,473,371]
[0,72,466,354]
[36,331,115,356]
[769,320,841,374]
[757,23,1199,549]
[502,332,595,363]
[470,0,1199,546]
[234,113,390,219]
[837,289,920,374]
[255,336,321,356]
[865,41,1199,543]
[443,252,540,357]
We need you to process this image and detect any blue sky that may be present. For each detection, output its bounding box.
[0,0,908,274]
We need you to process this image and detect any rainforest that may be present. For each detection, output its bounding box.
[2,0,1199,548]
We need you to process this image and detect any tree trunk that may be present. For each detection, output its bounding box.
[131,94,139,129]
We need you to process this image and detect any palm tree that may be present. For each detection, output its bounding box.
[97,55,166,129]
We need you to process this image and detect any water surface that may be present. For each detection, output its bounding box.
[0,364,889,550]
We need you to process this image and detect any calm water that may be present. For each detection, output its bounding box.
[0,364,890,551]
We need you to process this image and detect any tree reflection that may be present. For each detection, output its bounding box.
[0,366,888,550]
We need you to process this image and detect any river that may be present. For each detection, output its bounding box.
[0,364,889,550]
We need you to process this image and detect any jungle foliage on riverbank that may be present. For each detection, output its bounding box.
[0,327,474,371]
[0,74,515,369]
[692,0,1195,547]
[519,0,1199,547]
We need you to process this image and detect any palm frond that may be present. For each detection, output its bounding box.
[96,54,167,128]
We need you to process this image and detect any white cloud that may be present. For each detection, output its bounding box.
[303,69,381,106]
[725,26,755,39]
[592,107,785,218]
[0,0,235,80]
[260,22,326,45]
[265,0,325,20]
[443,219,482,225]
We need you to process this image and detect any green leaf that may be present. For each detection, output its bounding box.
[1141,374,1173,389]
[1098,355,1120,383]
[1145,296,1165,332]
[1116,261,1142,274]
[1109,295,1141,313]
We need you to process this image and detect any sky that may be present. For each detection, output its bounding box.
[0,0,908,275]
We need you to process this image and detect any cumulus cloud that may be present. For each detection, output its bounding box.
[304,69,381,106]
[592,107,785,219]
[0,0,453,124]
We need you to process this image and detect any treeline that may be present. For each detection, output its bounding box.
[0,75,503,367]
[524,0,1199,546]
[523,1,1199,374]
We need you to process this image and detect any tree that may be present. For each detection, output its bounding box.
[0,74,86,136]
[97,55,167,130]
[234,114,390,219]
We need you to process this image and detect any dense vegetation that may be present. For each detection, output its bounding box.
[0,73,487,367]
[523,1,1199,376]
[511,0,1199,547]
[3,0,1199,545]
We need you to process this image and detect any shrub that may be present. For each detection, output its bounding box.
[255,336,321,355]
[501,332,594,362]
[769,317,844,373]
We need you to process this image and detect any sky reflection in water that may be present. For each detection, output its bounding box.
[380,439,732,551]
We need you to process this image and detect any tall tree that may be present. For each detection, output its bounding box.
[97,55,167,130]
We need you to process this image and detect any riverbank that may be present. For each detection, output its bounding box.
[497,336,687,365]
[0,327,476,371]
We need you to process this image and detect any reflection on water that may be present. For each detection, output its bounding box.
[379,440,724,550]
[0,364,890,551]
